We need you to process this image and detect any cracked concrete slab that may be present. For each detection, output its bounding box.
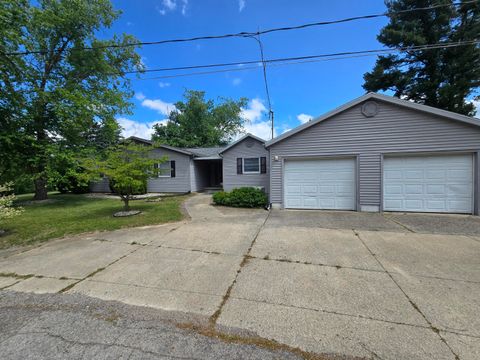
[85,223,184,246]
[156,221,261,255]
[230,258,427,326]
[386,213,480,235]
[392,273,480,337]
[358,230,480,282]
[0,276,19,289]
[68,280,222,316]
[251,227,381,271]
[0,238,137,279]
[217,298,453,360]
[69,246,243,316]
[7,277,76,294]
[441,332,480,360]
[265,209,405,231]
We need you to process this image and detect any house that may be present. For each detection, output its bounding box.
[92,92,480,215]
[90,133,269,194]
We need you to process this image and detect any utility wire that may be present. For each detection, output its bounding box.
[123,40,479,77]
[131,40,480,81]
[5,0,478,56]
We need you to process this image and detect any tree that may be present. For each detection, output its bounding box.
[363,0,480,116]
[83,142,165,211]
[0,0,143,200]
[0,183,23,227]
[152,90,247,147]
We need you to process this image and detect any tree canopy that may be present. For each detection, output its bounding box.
[152,90,247,147]
[0,0,143,199]
[82,142,165,211]
[363,0,480,116]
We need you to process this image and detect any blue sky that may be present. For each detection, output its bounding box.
[106,0,392,140]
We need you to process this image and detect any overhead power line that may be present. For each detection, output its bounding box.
[124,40,480,78]
[5,0,478,56]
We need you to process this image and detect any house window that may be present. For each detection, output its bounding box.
[156,161,171,177]
[243,157,260,174]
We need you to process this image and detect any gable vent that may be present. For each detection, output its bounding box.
[361,101,379,118]
[245,139,254,148]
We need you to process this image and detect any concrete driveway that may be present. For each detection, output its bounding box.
[1,195,479,359]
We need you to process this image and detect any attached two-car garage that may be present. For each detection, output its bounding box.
[283,154,474,214]
[383,154,473,214]
[268,93,480,215]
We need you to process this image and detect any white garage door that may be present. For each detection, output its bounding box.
[284,158,356,210]
[383,154,473,213]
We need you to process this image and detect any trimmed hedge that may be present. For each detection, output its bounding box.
[213,187,268,208]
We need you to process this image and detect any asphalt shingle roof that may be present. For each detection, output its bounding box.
[184,147,225,157]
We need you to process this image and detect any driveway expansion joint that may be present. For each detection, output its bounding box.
[229,295,432,330]
[381,215,416,233]
[209,211,271,327]
[58,245,143,294]
[353,230,461,360]
[250,255,386,274]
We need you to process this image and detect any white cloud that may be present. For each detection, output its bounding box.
[163,0,176,10]
[117,118,169,139]
[158,82,171,88]
[238,0,246,12]
[135,92,146,101]
[241,98,267,122]
[244,121,274,140]
[470,99,479,118]
[232,78,242,86]
[157,0,188,16]
[297,113,313,124]
[141,98,177,116]
[181,0,188,15]
[240,98,274,139]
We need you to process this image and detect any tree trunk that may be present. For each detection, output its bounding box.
[33,176,48,200]
[123,197,130,211]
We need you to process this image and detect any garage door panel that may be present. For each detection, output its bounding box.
[304,198,318,208]
[405,170,423,180]
[303,186,318,194]
[426,170,444,179]
[405,184,423,195]
[284,158,356,210]
[384,185,402,195]
[383,154,473,214]
[286,185,301,194]
[426,184,445,195]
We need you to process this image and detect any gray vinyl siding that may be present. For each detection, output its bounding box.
[147,148,191,193]
[222,137,269,192]
[190,160,210,192]
[269,100,480,209]
[89,178,111,193]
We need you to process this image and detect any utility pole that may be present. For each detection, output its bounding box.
[245,32,274,139]
[270,110,274,140]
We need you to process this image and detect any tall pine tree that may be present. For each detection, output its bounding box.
[364,0,479,116]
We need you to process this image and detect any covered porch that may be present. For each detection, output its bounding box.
[192,158,223,192]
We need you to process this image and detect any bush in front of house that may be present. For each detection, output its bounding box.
[213,187,268,208]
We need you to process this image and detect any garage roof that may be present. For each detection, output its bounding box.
[265,93,480,148]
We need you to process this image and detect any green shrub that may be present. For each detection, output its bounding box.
[213,187,267,208]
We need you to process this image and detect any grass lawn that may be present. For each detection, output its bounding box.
[0,192,189,249]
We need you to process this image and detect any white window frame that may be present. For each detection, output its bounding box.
[243,157,260,174]
[157,161,171,178]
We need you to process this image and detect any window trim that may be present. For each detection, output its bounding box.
[157,161,172,178]
[242,157,261,174]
